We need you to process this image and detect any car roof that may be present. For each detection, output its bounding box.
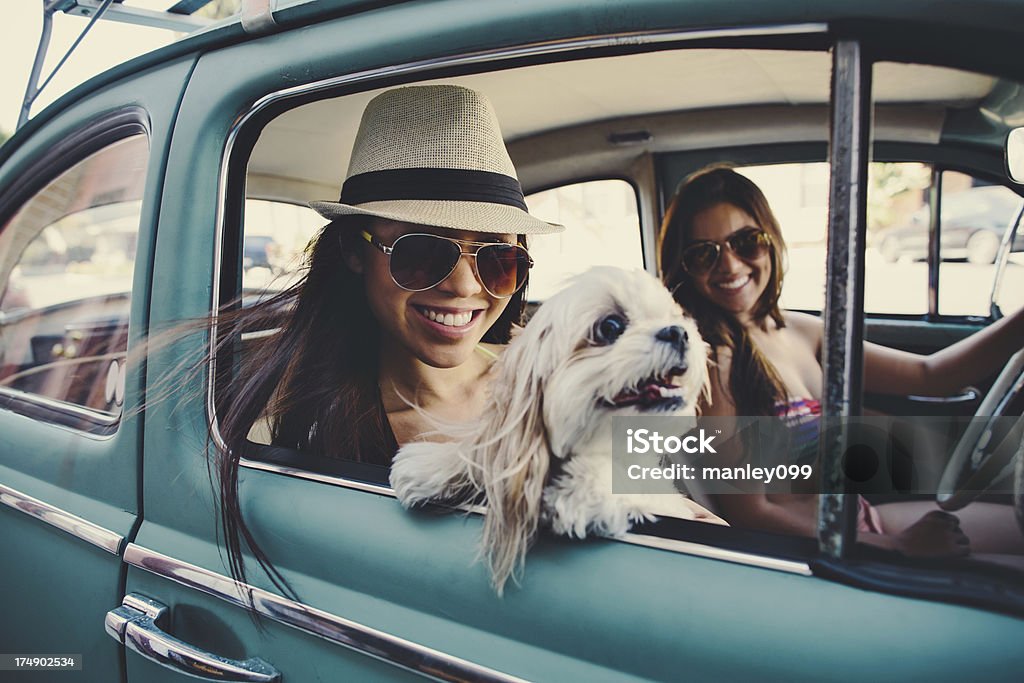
[5,0,1024,174]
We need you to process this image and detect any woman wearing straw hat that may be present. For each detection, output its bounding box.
[208,84,561,594]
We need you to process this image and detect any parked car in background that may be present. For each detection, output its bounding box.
[242,234,279,272]
[2,1,1024,682]
[879,184,1024,263]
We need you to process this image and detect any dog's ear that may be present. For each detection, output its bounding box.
[393,299,570,594]
[473,314,564,594]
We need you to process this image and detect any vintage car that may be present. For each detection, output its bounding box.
[2,1,1024,681]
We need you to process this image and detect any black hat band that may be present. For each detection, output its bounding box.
[339,168,527,211]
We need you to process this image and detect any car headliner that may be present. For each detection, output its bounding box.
[245,48,999,204]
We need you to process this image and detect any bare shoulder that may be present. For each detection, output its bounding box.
[783,311,823,351]
[783,310,822,335]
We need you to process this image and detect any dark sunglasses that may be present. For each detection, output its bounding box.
[681,227,772,276]
[359,230,532,298]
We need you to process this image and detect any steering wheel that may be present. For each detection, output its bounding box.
[938,348,1024,512]
[1015,432,1024,536]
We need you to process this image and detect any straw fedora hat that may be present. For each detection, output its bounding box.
[309,85,563,235]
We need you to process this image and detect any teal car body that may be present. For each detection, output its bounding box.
[2,1,1024,681]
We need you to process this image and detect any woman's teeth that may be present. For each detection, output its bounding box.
[716,275,750,291]
[421,308,473,327]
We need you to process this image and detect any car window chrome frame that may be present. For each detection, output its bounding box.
[0,108,151,436]
[926,166,942,317]
[208,22,834,575]
[209,21,831,458]
[210,21,828,470]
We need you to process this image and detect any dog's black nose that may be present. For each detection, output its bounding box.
[656,325,688,354]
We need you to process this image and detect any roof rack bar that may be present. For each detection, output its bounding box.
[17,4,55,131]
[17,0,217,130]
[64,0,213,31]
[18,0,115,131]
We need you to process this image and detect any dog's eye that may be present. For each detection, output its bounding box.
[594,314,627,345]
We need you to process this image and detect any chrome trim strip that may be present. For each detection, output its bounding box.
[239,458,395,496]
[0,482,124,554]
[124,544,530,683]
[207,21,829,460]
[620,532,813,576]
[0,385,120,426]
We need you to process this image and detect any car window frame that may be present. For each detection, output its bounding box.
[0,108,150,435]
[214,28,835,569]
[208,26,1023,613]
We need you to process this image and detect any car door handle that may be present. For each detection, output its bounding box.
[106,593,280,682]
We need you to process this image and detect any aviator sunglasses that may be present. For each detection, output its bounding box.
[681,227,772,276]
[359,230,533,298]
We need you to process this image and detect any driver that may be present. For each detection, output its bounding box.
[659,165,1024,558]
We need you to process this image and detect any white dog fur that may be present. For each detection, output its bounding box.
[390,266,725,592]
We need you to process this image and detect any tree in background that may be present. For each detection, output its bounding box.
[867,162,932,233]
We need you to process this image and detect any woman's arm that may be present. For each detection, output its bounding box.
[862,306,1024,396]
[703,340,970,556]
[791,306,1024,397]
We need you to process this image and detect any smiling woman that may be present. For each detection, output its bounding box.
[659,165,1024,559]
[209,83,560,594]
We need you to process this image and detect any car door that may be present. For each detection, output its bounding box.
[117,5,1024,683]
[0,57,194,679]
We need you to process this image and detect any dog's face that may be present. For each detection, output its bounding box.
[391,266,712,593]
[510,267,708,458]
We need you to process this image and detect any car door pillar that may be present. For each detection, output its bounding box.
[819,37,872,558]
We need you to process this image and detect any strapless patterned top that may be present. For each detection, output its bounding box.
[774,397,821,465]
[773,396,884,534]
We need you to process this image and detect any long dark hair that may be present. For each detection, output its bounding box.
[658,165,788,417]
[161,215,527,600]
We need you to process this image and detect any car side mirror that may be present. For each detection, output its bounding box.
[1008,127,1024,184]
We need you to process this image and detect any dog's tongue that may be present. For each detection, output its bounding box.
[612,379,678,407]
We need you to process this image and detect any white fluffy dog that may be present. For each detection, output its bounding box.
[390,266,725,591]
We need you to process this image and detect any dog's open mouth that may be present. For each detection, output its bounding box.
[606,367,688,411]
